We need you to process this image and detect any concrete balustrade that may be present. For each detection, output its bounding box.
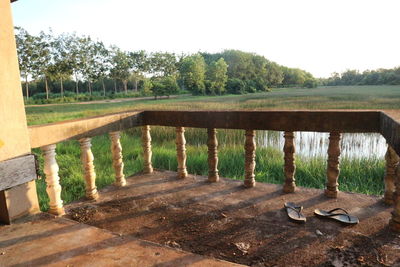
[29,110,400,232]
[41,144,65,215]
[390,165,400,231]
[244,129,256,188]
[384,145,400,204]
[142,125,153,174]
[283,131,296,193]
[79,138,98,200]
[110,131,126,187]
[176,127,188,179]
[207,128,219,183]
[325,132,341,198]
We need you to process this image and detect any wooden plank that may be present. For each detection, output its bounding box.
[0,154,37,191]
[143,110,381,133]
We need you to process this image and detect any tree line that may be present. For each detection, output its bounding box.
[15,27,317,101]
[321,68,400,86]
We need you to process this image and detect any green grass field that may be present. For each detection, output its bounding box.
[27,85,399,210]
[26,85,400,125]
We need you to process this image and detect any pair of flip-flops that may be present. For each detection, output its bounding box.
[284,202,359,224]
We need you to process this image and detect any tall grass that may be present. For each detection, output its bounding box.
[26,85,400,125]
[34,127,385,211]
[29,86,395,210]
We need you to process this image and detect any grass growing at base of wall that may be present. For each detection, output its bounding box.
[34,129,385,211]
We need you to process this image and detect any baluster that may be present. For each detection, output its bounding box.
[384,145,399,204]
[325,132,341,198]
[142,125,153,173]
[244,129,256,188]
[207,128,219,182]
[390,164,400,232]
[79,138,98,200]
[41,144,65,215]
[176,127,188,179]
[110,131,126,186]
[283,131,296,193]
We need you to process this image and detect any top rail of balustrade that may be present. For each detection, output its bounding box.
[29,111,143,148]
[380,110,400,155]
[28,109,400,155]
[143,110,381,132]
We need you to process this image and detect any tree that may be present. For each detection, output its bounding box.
[129,50,149,91]
[47,33,74,97]
[149,52,178,77]
[206,58,228,95]
[264,61,284,87]
[15,27,35,99]
[110,47,131,94]
[226,78,246,94]
[85,41,110,96]
[141,79,153,95]
[202,50,286,90]
[179,54,206,95]
[77,36,97,95]
[62,33,83,94]
[151,76,179,99]
[31,31,52,99]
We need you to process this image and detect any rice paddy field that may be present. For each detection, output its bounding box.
[27,85,400,210]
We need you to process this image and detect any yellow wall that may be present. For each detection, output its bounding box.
[0,0,39,223]
[0,0,31,161]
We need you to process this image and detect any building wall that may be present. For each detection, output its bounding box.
[0,0,39,223]
[0,0,31,161]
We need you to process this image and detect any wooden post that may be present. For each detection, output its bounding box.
[207,128,219,182]
[384,145,399,204]
[141,125,153,174]
[325,132,341,198]
[244,130,256,188]
[110,132,126,187]
[390,165,400,232]
[41,144,65,215]
[283,131,296,193]
[79,138,98,200]
[176,127,188,179]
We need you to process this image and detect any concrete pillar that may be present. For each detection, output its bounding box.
[390,165,400,232]
[207,128,219,183]
[79,138,98,200]
[0,0,39,224]
[384,145,399,204]
[110,132,126,187]
[283,131,296,193]
[325,132,341,198]
[141,125,153,174]
[244,130,256,188]
[176,127,188,179]
[41,144,65,215]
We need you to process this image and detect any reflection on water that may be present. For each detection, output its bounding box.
[257,131,387,159]
[147,126,387,160]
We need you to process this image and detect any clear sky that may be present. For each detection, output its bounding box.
[11,0,400,78]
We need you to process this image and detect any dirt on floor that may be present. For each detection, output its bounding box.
[66,170,400,267]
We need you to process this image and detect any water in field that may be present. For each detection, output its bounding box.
[149,127,388,159]
[256,131,387,159]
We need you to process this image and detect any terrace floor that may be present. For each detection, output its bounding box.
[1,171,400,266]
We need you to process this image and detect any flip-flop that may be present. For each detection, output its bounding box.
[284,202,306,223]
[314,208,359,224]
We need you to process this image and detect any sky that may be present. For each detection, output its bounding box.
[11,0,400,78]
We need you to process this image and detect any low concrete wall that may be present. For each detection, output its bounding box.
[143,110,381,133]
[380,111,400,155]
[28,109,400,156]
[29,111,142,148]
